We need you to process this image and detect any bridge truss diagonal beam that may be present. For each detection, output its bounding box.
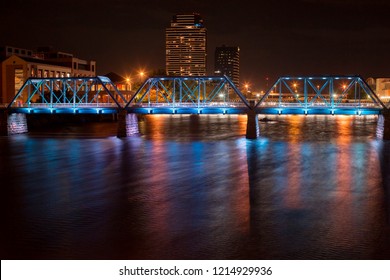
[256,75,386,111]
[124,75,251,110]
[7,76,127,110]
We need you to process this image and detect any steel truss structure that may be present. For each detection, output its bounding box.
[125,75,250,108]
[4,75,387,115]
[7,76,127,114]
[256,76,386,114]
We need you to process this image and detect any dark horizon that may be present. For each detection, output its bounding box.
[1,0,389,90]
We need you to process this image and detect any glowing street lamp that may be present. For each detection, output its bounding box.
[293,82,298,93]
[138,71,146,83]
[126,77,132,91]
[244,83,249,91]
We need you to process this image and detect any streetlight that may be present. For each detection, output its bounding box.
[139,71,145,81]
[243,83,251,99]
[126,77,132,91]
[293,82,297,93]
[244,83,251,95]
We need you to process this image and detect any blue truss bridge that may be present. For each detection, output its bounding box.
[4,75,388,115]
[1,75,389,138]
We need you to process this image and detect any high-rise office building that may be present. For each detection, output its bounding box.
[166,13,207,76]
[214,45,240,87]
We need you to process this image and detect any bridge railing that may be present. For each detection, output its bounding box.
[9,102,125,108]
[129,101,247,108]
[260,101,381,108]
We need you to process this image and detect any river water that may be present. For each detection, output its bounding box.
[1,114,390,259]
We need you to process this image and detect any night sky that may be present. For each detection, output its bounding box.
[1,0,389,90]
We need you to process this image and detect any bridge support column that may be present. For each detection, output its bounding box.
[0,111,28,136]
[117,111,139,137]
[246,110,259,139]
[377,110,390,140]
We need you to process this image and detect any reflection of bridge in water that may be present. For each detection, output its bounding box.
[1,75,389,139]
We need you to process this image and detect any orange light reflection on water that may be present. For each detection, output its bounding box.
[326,116,355,250]
[238,114,247,136]
[284,116,303,209]
[232,144,250,235]
[335,115,352,144]
[287,115,303,143]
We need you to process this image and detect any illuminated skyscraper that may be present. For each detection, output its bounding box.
[166,13,207,76]
[214,45,240,87]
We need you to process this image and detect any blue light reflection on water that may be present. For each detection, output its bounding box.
[1,114,390,259]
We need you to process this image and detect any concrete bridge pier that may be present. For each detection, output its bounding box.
[377,110,390,140]
[117,110,139,137]
[0,111,28,136]
[246,101,259,139]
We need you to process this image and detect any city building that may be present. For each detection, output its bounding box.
[366,77,390,101]
[0,45,96,104]
[35,46,96,77]
[214,45,240,87]
[165,13,207,76]
[0,45,35,59]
